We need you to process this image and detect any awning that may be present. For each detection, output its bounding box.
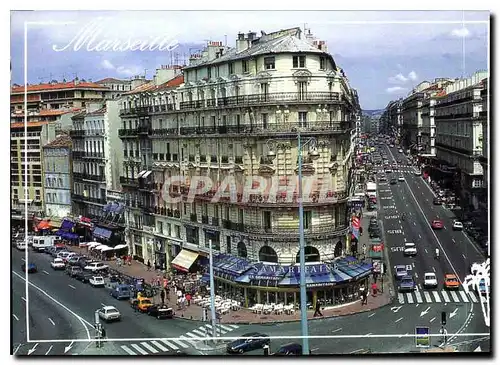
[336,261,373,280]
[137,170,147,178]
[101,247,114,252]
[87,241,101,248]
[19,199,33,204]
[93,226,113,240]
[36,220,52,231]
[60,219,75,231]
[278,263,347,288]
[246,262,289,281]
[201,273,210,284]
[171,249,199,272]
[96,245,111,251]
[142,171,152,179]
[114,244,128,250]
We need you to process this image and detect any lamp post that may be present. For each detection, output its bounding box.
[267,133,318,355]
[208,239,217,341]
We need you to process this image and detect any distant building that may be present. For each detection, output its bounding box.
[42,134,73,218]
[96,78,134,100]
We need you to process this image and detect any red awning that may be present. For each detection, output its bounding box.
[36,220,52,231]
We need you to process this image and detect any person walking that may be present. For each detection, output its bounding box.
[371,282,378,297]
[185,293,191,306]
[160,289,165,306]
[147,260,151,271]
[313,300,323,317]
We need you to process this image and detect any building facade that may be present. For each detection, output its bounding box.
[96,78,133,100]
[42,134,73,218]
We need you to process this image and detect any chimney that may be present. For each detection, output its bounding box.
[206,41,223,61]
[131,76,148,90]
[236,32,254,53]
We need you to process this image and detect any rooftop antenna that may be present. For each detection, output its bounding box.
[224,34,227,46]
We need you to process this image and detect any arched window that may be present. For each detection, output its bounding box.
[334,241,343,258]
[296,246,320,263]
[259,245,278,263]
[237,241,247,258]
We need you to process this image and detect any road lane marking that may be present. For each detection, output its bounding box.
[432,267,436,273]
[130,344,148,355]
[469,292,478,303]
[418,234,422,238]
[13,344,21,355]
[368,313,375,318]
[159,339,179,350]
[451,291,460,302]
[121,345,137,355]
[441,291,451,303]
[424,248,428,253]
[192,329,205,336]
[45,345,53,355]
[452,238,456,243]
[398,293,404,304]
[462,254,467,259]
[406,293,414,304]
[432,291,441,302]
[48,317,55,326]
[140,342,158,353]
[424,292,432,302]
[430,317,436,323]
[444,226,447,230]
[218,324,233,331]
[180,335,197,346]
[332,328,343,333]
[171,339,189,349]
[21,297,26,302]
[184,332,199,339]
[12,314,19,321]
[365,333,372,337]
[459,291,470,302]
[413,222,416,225]
[43,270,49,275]
[415,291,423,303]
[228,324,240,329]
[68,285,76,289]
[395,317,403,323]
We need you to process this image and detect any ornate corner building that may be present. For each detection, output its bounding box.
[118,27,360,272]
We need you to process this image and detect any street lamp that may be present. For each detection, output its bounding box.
[267,133,318,355]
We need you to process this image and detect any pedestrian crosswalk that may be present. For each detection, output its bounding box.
[119,323,240,355]
[398,290,479,305]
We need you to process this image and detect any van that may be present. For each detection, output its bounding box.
[33,236,60,252]
[111,284,131,300]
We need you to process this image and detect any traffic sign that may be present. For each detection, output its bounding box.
[415,326,430,348]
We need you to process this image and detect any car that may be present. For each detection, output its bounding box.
[369,227,381,239]
[403,242,417,256]
[130,296,154,312]
[390,144,395,148]
[390,178,397,185]
[111,284,132,300]
[67,266,83,278]
[444,274,460,290]
[414,170,422,176]
[273,343,303,356]
[398,176,405,182]
[368,202,377,210]
[398,149,403,153]
[97,306,121,322]
[379,175,387,182]
[56,251,71,260]
[431,220,444,229]
[394,265,408,280]
[147,305,175,319]
[74,271,93,283]
[476,279,489,296]
[369,216,378,223]
[50,258,66,270]
[51,246,67,257]
[385,169,392,173]
[67,256,82,266]
[63,252,78,263]
[369,220,379,229]
[423,272,438,289]
[89,276,105,287]
[84,262,109,273]
[21,262,37,273]
[452,221,464,230]
[433,197,442,205]
[226,332,271,354]
[399,275,416,292]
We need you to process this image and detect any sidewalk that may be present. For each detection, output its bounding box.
[69,245,391,325]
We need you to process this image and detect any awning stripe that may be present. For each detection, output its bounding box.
[171,249,199,272]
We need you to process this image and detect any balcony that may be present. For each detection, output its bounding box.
[85,129,105,137]
[151,128,178,136]
[72,194,106,205]
[138,126,152,135]
[118,128,139,137]
[434,112,473,120]
[73,172,105,182]
[178,92,341,110]
[211,217,219,226]
[69,129,85,138]
[173,209,181,218]
[71,151,105,160]
[243,223,349,237]
[120,176,138,187]
[190,213,198,222]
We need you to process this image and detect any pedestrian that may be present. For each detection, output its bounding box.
[100,326,106,339]
[371,282,378,297]
[160,290,165,306]
[362,291,368,305]
[147,260,151,271]
[177,288,182,300]
[313,300,323,317]
[185,293,191,306]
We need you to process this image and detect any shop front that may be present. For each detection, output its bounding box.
[154,238,167,271]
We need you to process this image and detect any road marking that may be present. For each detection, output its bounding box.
[444,226,447,230]
[184,332,199,339]
[159,339,179,350]
[218,324,233,332]
[430,317,436,323]
[171,339,189,349]
[459,291,470,302]
[180,335,197,345]
[395,317,403,323]
[469,292,478,303]
[462,254,467,259]
[413,222,416,225]
[368,313,375,318]
[228,324,240,329]
[130,344,148,355]
[141,342,158,353]
[441,291,451,303]
[21,258,25,262]
[121,345,136,355]
[43,270,49,275]
[12,314,19,321]
[48,317,55,326]
[21,297,26,302]
[204,324,213,329]
[45,345,53,355]
[365,333,372,337]
[406,293,414,304]
[332,328,343,332]
[432,267,436,273]
[424,248,428,253]
[432,291,441,302]
[450,291,460,302]
[398,293,404,304]
[68,285,76,289]
[418,234,421,238]
[192,329,206,336]
[13,344,21,355]
[424,292,432,302]
[27,343,38,355]
[415,291,423,303]
[452,238,456,243]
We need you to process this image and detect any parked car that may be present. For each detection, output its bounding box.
[22,262,37,273]
[97,306,121,322]
[67,266,83,278]
[433,197,442,205]
[147,305,174,319]
[444,274,460,290]
[369,227,381,239]
[110,284,132,300]
[226,333,270,354]
[74,271,94,283]
[399,276,416,292]
[50,258,66,270]
[423,272,438,289]
[379,175,387,182]
[431,220,444,229]
[394,265,408,280]
[67,256,82,266]
[390,178,398,185]
[398,176,405,182]
[273,343,303,356]
[56,251,71,260]
[130,296,154,312]
[452,221,464,231]
[89,276,105,287]
[403,242,417,256]
[84,262,109,273]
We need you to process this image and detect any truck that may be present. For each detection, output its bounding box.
[32,236,62,252]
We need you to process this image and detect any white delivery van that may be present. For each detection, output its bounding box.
[366,182,377,197]
[32,236,62,252]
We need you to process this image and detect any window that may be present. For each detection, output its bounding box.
[238,209,244,224]
[262,113,268,128]
[158,221,163,234]
[263,211,271,230]
[298,112,308,128]
[264,57,275,70]
[226,236,231,254]
[304,211,312,230]
[207,67,212,79]
[293,55,306,68]
[319,57,326,70]
[242,60,249,73]
[183,203,187,215]
[175,225,181,239]
[228,62,234,75]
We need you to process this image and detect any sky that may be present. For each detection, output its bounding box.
[10,10,489,110]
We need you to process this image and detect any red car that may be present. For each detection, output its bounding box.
[431,220,444,229]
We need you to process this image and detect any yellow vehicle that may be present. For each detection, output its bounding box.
[130,293,153,312]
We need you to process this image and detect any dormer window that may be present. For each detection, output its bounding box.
[242,60,249,73]
[264,57,275,70]
[320,57,326,70]
[293,55,306,68]
[228,62,234,75]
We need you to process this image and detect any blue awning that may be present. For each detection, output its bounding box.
[60,219,75,231]
[336,262,372,280]
[278,263,352,287]
[93,227,113,240]
[234,273,251,284]
[201,273,210,284]
[247,262,289,281]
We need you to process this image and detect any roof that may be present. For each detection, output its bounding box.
[86,107,106,116]
[124,74,184,95]
[96,77,130,84]
[11,81,109,94]
[12,108,81,117]
[44,134,72,148]
[184,29,335,70]
[11,121,49,129]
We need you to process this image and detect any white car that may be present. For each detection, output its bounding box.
[56,251,71,260]
[398,149,403,153]
[64,252,78,262]
[84,262,108,272]
[97,306,121,322]
[452,221,464,230]
[403,242,417,256]
[398,176,405,182]
[414,170,422,176]
[50,258,66,270]
[89,275,105,287]
[423,272,438,288]
[385,169,392,173]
